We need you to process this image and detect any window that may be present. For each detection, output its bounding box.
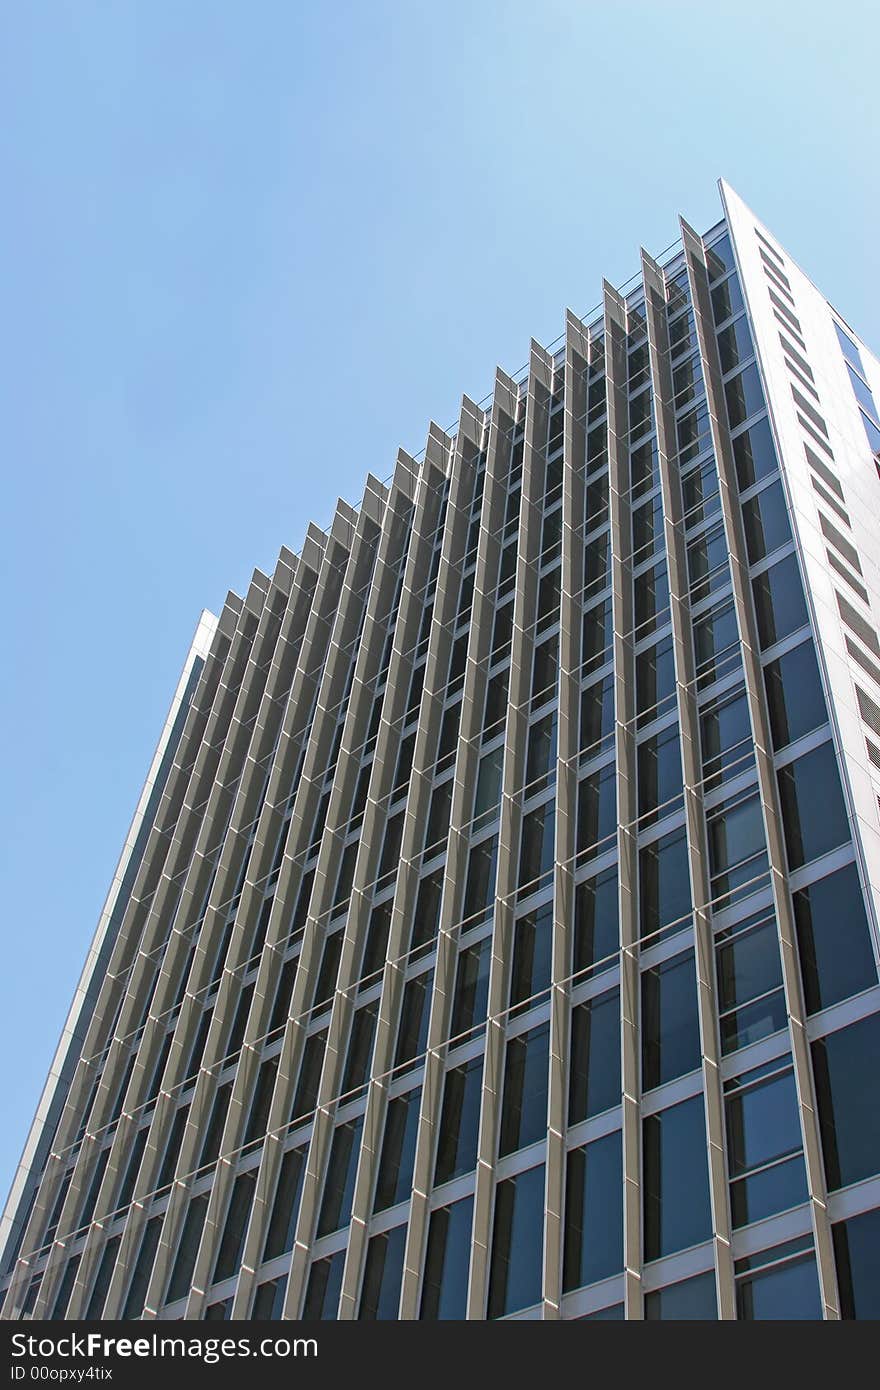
[487,1164,545,1317]
[474,747,504,831]
[563,1132,623,1291]
[374,1089,422,1212]
[716,909,785,1054]
[531,637,558,707]
[213,1170,256,1283]
[425,780,453,855]
[642,951,701,1091]
[316,1116,364,1237]
[263,1146,306,1260]
[687,523,729,603]
[752,554,808,650]
[359,1225,406,1320]
[834,320,865,375]
[643,1096,712,1261]
[742,480,791,564]
[833,1207,880,1320]
[463,836,498,923]
[582,598,612,674]
[733,417,778,491]
[576,763,617,859]
[434,1058,483,1185]
[411,872,443,952]
[763,640,826,749]
[342,1000,378,1095]
[812,1012,880,1190]
[450,936,491,1041]
[568,988,620,1122]
[645,1271,717,1320]
[252,1278,286,1320]
[682,458,721,528]
[711,273,744,327]
[707,792,768,908]
[573,867,619,978]
[636,636,676,724]
[793,863,877,1013]
[638,724,683,825]
[777,741,850,869]
[303,1250,345,1320]
[579,675,614,757]
[244,1056,278,1146]
[735,1240,821,1320]
[694,599,740,687]
[510,903,553,1013]
[726,1058,807,1227]
[700,687,752,788]
[290,1029,326,1124]
[167,1194,208,1304]
[420,1196,474,1319]
[525,714,556,794]
[634,561,669,635]
[314,929,343,1009]
[498,1023,550,1156]
[395,971,432,1071]
[639,828,691,944]
[717,315,753,372]
[519,801,555,895]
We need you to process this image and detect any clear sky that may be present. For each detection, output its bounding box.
[1,0,877,1207]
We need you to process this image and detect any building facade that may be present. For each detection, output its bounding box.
[3,181,880,1322]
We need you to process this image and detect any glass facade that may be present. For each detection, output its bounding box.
[2,187,879,1324]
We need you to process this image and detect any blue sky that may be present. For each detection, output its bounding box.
[0,0,877,1205]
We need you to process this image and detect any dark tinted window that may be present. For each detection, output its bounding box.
[764,640,827,749]
[833,1207,880,1319]
[813,1013,880,1190]
[487,1165,545,1317]
[752,554,808,649]
[777,741,850,869]
[793,863,877,1013]
[569,988,620,1122]
[643,1096,712,1261]
[563,1132,623,1291]
[642,951,701,1090]
[498,1023,549,1156]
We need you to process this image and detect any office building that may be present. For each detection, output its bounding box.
[2,180,880,1321]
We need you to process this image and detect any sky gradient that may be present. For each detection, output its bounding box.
[1,0,877,1206]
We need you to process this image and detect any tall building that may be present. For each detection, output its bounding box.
[3,180,880,1324]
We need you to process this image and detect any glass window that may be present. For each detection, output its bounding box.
[314,930,343,1009]
[634,561,670,635]
[700,687,752,788]
[341,1000,378,1095]
[735,1244,821,1320]
[450,935,490,1041]
[694,599,740,687]
[474,747,504,831]
[252,1277,286,1320]
[681,458,721,528]
[213,1170,256,1283]
[531,637,558,707]
[576,763,617,859]
[395,971,432,1070]
[834,320,865,375]
[569,988,620,1123]
[763,640,827,749]
[706,235,735,281]
[582,598,612,674]
[519,801,555,895]
[525,714,557,794]
[374,1088,422,1212]
[707,792,768,907]
[645,1270,717,1320]
[717,315,753,372]
[579,675,614,757]
[777,741,850,869]
[638,724,683,825]
[563,1132,623,1291]
[290,1029,326,1125]
[316,1117,364,1237]
[642,951,701,1090]
[303,1249,345,1320]
[487,1164,545,1318]
[510,903,553,1013]
[639,828,691,944]
[359,1225,406,1320]
[725,363,765,429]
[636,636,676,724]
[263,1146,306,1260]
[726,1059,807,1227]
[643,1096,712,1261]
[463,836,498,923]
[584,532,610,596]
[742,480,791,564]
[425,780,453,854]
[733,416,778,491]
[833,1206,880,1320]
[420,1196,474,1320]
[716,910,785,1054]
[573,867,619,978]
[711,274,744,326]
[793,863,877,1013]
[847,362,878,422]
[434,1058,483,1185]
[499,1023,549,1156]
[752,554,808,650]
[411,872,443,951]
[167,1194,208,1304]
[687,523,729,603]
[812,1012,880,1190]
